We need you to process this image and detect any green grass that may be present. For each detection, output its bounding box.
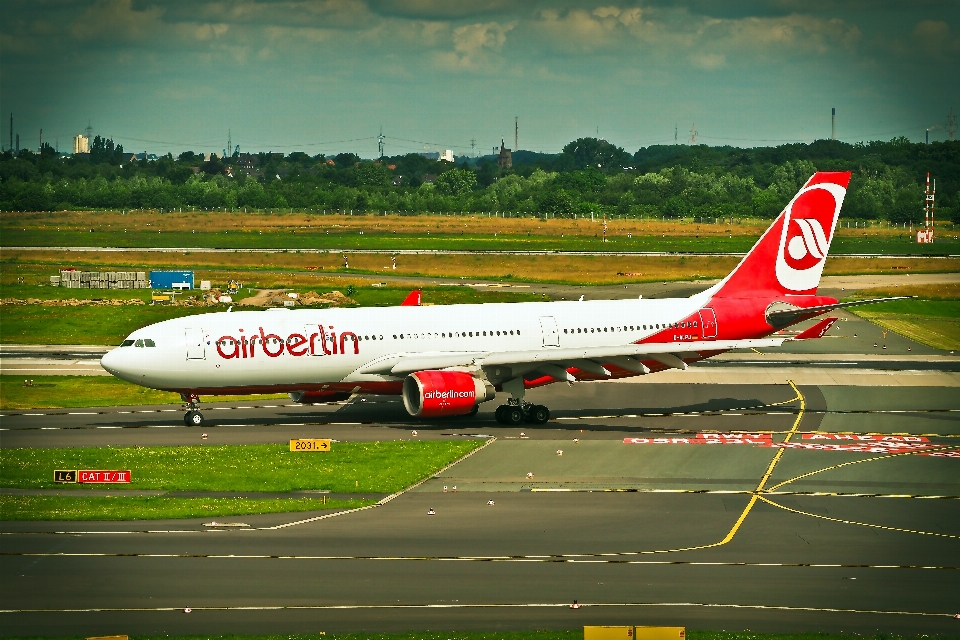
[4,226,959,255]
[0,495,372,521]
[0,286,542,345]
[4,632,953,640]
[0,375,288,410]
[849,298,960,350]
[0,441,483,493]
[0,304,215,345]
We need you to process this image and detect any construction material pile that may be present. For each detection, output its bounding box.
[241,290,358,307]
[57,271,149,289]
[0,298,147,306]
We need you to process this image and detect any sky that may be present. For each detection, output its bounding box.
[2,0,959,158]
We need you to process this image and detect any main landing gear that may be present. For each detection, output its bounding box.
[181,393,205,426]
[495,402,550,425]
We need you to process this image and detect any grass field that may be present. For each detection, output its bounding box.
[3,210,958,255]
[0,281,544,346]
[851,299,960,350]
[0,495,372,521]
[4,249,957,290]
[4,631,950,640]
[0,441,483,493]
[0,375,290,410]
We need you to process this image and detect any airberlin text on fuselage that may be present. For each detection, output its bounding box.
[215,326,358,359]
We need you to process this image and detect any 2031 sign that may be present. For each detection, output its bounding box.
[289,439,331,452]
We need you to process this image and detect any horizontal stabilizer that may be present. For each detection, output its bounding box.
[767,297,912,326]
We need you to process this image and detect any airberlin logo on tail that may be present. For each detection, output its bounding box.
[775,182,846,292]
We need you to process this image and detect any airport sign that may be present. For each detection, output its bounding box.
[78,470,131,483]
[290,438,331,452]
[54,470,77,483]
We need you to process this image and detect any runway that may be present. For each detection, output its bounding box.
[2,379,959,635]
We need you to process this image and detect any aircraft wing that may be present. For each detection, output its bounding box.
[356,338,787,380]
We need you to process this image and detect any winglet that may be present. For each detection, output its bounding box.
[794,317,838,340]
[400,290,422,306]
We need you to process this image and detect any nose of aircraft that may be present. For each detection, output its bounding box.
[100,348,123,376]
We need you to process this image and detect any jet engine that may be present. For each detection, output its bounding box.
[402,370,495,418]
[288,390,353,404]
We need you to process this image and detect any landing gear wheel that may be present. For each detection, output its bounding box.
[184,410,205,426]
[527,405,550,425]
[495,405,507,424]
[503,406,524,426]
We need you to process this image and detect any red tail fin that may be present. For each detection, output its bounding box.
[706,172,850,298]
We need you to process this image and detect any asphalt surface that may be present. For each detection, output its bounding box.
[2,274,960,635]
[2,382,960,635]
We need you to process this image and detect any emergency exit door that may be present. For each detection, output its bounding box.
[698,308,718,339]
[539,316,560,347]
[185,328,206,359]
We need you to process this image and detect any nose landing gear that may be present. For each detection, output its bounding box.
[181,393,205,426]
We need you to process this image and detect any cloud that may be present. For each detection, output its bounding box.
[433,21,515,71]
[368,0,515,20]
[70,0,164,41]
[910,19,960,56]
[690,52,725,69]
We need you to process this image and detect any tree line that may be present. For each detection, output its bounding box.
[1,136,957,223]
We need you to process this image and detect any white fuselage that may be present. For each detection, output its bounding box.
[101,297,704,393]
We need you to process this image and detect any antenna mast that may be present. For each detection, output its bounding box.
[918,172,936,244]
[831,108,836,140]
[514,117,518,152]
[378,126,385,159]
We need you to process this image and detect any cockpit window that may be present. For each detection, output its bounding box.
[120,340,135,347]
[144,339,156,347]
[135,339,144,347]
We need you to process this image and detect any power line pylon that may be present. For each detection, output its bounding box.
[688,123,698,145]
[378,127,385,159]
[947,108,957,141]
[470,138,476,157]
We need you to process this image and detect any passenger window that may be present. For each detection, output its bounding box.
[144,339,156,347]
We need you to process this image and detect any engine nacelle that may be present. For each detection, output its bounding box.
[288,390,353,404]
[402,370,495,418]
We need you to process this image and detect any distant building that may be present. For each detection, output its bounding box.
[498,139,512,169]
[236,153,259,170]
[439,149,454,162]
[73,134,89,154]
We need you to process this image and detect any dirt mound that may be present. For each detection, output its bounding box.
[240,289,357,307]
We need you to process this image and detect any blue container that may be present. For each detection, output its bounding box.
[150,270,194,290]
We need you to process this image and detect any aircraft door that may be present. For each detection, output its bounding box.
[699,308,718,339]
[185,328,206,359]
[539,316,560,347]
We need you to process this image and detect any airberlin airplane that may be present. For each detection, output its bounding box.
[101,171,898,427]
